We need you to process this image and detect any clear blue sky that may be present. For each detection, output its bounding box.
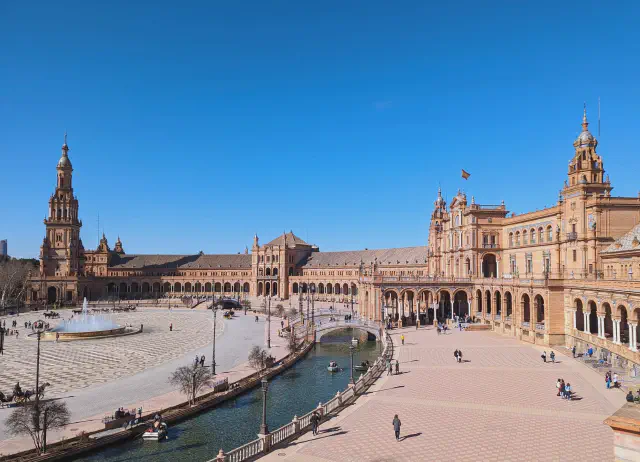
[2,1,639,258]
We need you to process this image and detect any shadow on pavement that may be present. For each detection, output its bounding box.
[402,432,422,441]
[363,385,405,395]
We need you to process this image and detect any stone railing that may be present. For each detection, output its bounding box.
[213,334,394,462]
[535,323,545,331]
[522,321,530,328]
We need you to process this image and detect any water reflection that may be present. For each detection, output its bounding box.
[76,339,378,462]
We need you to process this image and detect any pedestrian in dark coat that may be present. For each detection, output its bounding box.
[392,414,401,441]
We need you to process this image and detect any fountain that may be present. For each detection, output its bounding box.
[43,298,137,341]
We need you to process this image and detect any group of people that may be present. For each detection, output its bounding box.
[453,349,463,363]
[195,355,206,367]
[605,371,619,389]
[626,389,640,403]
[436,323,448,335]
[555,378,573,400]
[541,350,556,363]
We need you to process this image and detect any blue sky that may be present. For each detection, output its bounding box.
[1,1,639,258]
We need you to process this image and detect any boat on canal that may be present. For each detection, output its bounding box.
[327,361,339,372]
[142,422,168,441]
[354,360,370,371]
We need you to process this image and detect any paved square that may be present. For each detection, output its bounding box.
[266,327,625,462]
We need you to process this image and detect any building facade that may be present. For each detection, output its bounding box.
[28,108,640,368]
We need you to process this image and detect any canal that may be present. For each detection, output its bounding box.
[76,329,379,462]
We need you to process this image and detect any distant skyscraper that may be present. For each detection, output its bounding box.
[0,240,7,257]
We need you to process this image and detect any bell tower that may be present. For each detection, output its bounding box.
[41,135,83,277]
[566,105,610,193]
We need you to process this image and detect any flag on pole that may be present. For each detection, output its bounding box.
[461,169,471,180]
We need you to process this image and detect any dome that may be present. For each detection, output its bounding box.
[573,106,597,148]
[57,153,72,168]
[576,130,595,146]
[57,141,72,168]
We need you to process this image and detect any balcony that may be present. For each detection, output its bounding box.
[482,243,499,249]
[566,232,578,241]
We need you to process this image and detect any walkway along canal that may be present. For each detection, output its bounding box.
[76,328,382,462]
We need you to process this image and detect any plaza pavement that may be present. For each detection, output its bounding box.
[264,325,626,462]
[0,304,287,456]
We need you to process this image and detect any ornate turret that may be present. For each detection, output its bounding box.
[567,105,608,191]
[114,236,125,254]
[253,233,259,249]
[98,233,110,252]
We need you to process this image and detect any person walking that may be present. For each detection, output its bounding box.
[138,407,143,418]
[310,410,320,436]
[395,359,399,375]
[571,345,576,358]
[559,379,565,399]
[388,360,393,376]
[613,372,619,388]
[392,414,402,441]
[550,351,556,363]
[458,350,463,363]
[169,323,173,332]
[605,372,611,389]
[200,355,205,367]
[401,334,405,345]
[565,383,572,400]
[541,351,547,363]
[454,350,459,363]
[556,378,562,396]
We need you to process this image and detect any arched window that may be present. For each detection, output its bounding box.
[292,283,298,294]
[515,232,520,246]
[509,233,513,247]
[288,267,293,276]
[546,226,553,242]
[530,228,536,244]
[273,268,278,276]
[523,230,528,245]
[265,268,271,276]
[538,227,543,243]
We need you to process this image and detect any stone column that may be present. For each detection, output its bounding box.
[613,320,621,344]
[467,300,472,318]
[585,312,590,334]
[598,316,605,339]
[630,323,638,352]
[572,310,577,329]
[450,300,454,320]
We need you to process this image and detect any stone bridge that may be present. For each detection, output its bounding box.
[314,318,382,342]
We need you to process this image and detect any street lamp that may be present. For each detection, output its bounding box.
[311,285,316,325]
[349,343,356,385]
[267,293,272,349]
[33,319,46,443]
[259,378,269,435]
[211,298,217,375]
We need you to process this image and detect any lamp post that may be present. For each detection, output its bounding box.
[212,298,217,375]
[259,378,269,435]
[267,294,271,349]
[349,343,355,385]
[311,285,315,325]
[34,319,45,441]
[306,288,310,326]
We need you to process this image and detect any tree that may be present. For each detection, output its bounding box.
[168,364,213,405]
[275,304,285,318]
[289,306,298,317]
[6,401,70,454]
[0,259,34,311]
[248,345,275,371]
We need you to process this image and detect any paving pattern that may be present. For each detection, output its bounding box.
[265,327,626,462]
[0,307,216,396]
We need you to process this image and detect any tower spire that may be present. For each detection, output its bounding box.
[582,102,589,131]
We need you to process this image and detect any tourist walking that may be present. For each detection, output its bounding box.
[454,350,459,363]
[564,383,572,400]
[613,372,619,388]
[458,350,463,363]
[387,359,392,376]
[200,355,205,367]
[572,345,576,358]
[55,332,59,343]
[401,334,405,345]
[169,323,173,332]
[550,351,555,363]
[310,410,320,436]
[541,351,547,363]
[392,414,402,441]
[559,379,565,398]
[395,359,399,375]
[606,372,611,389]
[556,378,562,396]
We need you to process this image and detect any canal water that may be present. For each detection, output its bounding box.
[77,329,379,462]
